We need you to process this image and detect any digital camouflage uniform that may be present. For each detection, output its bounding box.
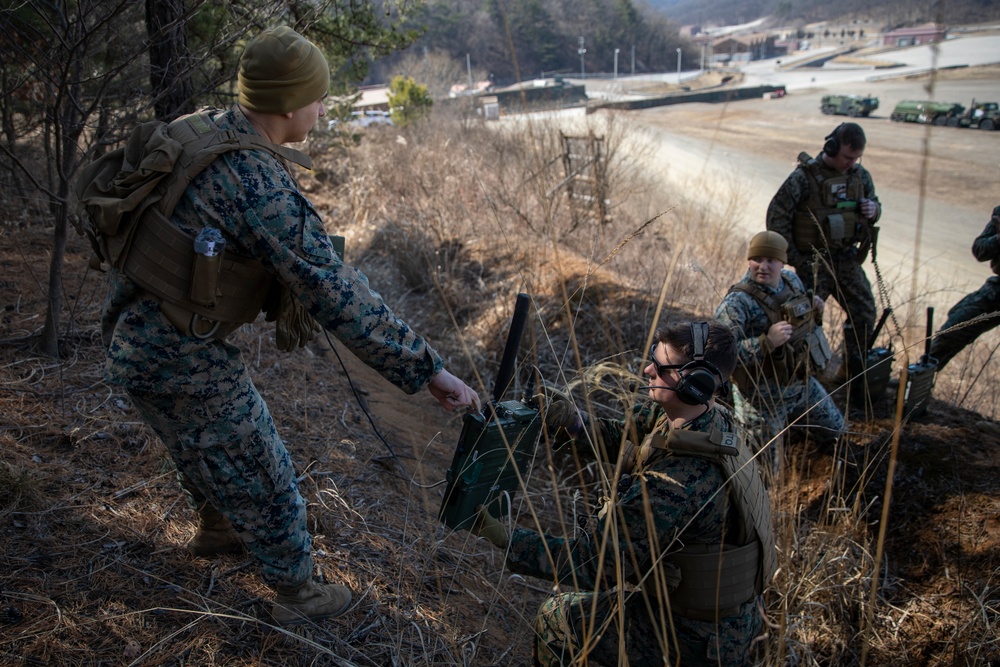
[505,404,765,667]
[766,157,880,364]
[714,268,845,452]
[102,105,443,588]
[930,205,1000,370]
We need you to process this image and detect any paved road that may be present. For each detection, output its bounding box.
[521,34,1000,328]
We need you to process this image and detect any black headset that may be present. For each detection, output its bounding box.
[673,322,726,406]
[823,123,846,157]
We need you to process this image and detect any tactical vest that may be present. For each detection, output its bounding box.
[75,110,315,341]
[792,152,866,252]
[616,417,776,621]
[728,279,832,390]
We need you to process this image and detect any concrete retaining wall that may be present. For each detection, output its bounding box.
[587,85,787,113]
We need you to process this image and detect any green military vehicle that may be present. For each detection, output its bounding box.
[820,94,879,117]
[948,100,1000,130]
[890,99,965,126]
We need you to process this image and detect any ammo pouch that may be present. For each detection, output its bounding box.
[785,322,832,379]
[793,208,858,252]
[125,208,272,339]
[655,541,762,621]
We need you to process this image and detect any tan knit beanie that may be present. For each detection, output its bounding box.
[747,231,788,263]
[238,26,330,114]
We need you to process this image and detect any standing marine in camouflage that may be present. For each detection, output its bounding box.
[87,27,480,625]
[929,205,1000,369]
[715,231,845,465]
[766,122,881,380]
[473,322,775,666]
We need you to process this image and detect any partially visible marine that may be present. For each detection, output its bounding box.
[951,100,1000,131]
[890,99,965,125]
[820,94,879,117]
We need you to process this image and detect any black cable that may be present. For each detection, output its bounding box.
[321,328,401,461]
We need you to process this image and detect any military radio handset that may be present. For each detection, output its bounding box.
[868,307,892,355]
[921,307,936,365]
[438,293,541,532]
[488,293,531,416]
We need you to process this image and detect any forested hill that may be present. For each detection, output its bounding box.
[374,0,688,84]
[645,0,1000,28]
[374,0,998,88]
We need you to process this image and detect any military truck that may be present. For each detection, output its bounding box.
[820,94,879,117]
[948,100,1000,130]
[890,100,965,126]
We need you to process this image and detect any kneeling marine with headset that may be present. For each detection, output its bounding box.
[477,322,776,624]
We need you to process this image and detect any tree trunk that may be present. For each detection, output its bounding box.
[39,212,67,357]
[146,0,194,121]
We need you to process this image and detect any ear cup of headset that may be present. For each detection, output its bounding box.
[674,367,719,406]
[823,123,844,156]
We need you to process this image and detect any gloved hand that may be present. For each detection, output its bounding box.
[272,288,321,352]
[544,396,578,432]
[860,198,878,219]
[540,387,586,441]
[472,505,509,548]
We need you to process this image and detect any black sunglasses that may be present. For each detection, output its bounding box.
[649,343,685,378]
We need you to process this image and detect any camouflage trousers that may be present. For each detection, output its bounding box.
[532,588,761,666]
[930,276,1000,370]
[795,253,877,361]
[128,384,313,588]
[733,377,845,467]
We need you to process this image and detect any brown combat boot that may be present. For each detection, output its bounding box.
[187,506,244,557]
[271,579,352,626]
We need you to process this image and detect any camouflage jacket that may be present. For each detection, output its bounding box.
[506,404,744,595]
[766,158,880,270]
[715,269,807,398]
[973,205,1000,276]
[102,105,443,397]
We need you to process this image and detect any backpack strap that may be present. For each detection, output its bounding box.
[156,112,312,219]
[798,151,826,193]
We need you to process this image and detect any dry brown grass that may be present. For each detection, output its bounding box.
[1,105,999,666]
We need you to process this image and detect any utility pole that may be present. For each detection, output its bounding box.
[614,48,620,79]
[578,36,586,79]
[631,45,636,75]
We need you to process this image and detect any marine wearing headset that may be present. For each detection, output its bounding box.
[473,321,775,667]
[766,122,882,383]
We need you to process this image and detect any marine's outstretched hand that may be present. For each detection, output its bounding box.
[428,369,481,412]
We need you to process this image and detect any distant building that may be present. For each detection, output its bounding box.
[449,80,493,98]
[354,85,390,112]
[882,23,946,47]
[711,33,783,64]
[774,38,801,52]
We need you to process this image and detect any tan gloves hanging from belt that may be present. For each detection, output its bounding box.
[264,286,322,352]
